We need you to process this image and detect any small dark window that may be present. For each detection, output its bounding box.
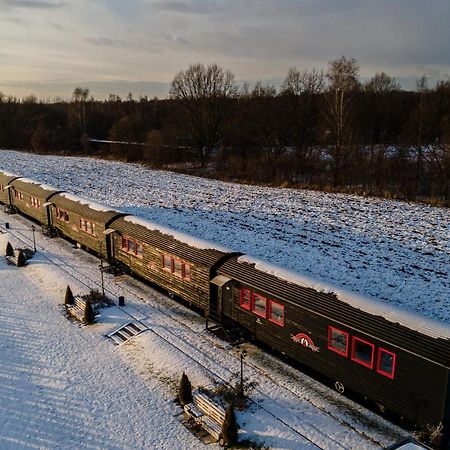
[240,288,251,310]
[377,348,396,379]
[183,263,191,280]
[162,254,172,270]
[351,337,375,368]
[268,300,284,326]
[252,293,267,318]
[328,326,349,356]
[174,259,183,277]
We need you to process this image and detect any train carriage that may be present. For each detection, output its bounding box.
[0,170,20,207]
[9,178,60,225]
[107,215,236,316]
[49,193,123,256]
[216,255,450,438]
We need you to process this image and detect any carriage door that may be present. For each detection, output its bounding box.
[210,275,232,324]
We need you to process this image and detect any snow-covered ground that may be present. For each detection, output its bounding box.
[0,209,408,449]
[0,150,448,323]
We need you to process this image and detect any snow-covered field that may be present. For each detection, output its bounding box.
[0,150,448,323]
[0,209,408,449]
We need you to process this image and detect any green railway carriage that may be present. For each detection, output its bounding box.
[50,192,123,256]
[107,215,236,317]
[217,256,450,446]
[0,170,20,207]
[9,178,61,225]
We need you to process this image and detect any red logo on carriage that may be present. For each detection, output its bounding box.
[291,333,320,352]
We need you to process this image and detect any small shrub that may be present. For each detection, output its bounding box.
[178,372,193,406]
[65,286,75,305]
[5,242,14,257]
[16,250,26,267]
[221,405,238,447]
[83,300,95,324]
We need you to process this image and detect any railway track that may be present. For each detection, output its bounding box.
[0,216,406,449]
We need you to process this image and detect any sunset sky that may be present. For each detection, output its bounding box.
[1,0,449,99]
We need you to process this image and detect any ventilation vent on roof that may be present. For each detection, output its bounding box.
[107,322,147,345]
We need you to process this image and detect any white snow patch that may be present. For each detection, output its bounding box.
[60,191,122,213]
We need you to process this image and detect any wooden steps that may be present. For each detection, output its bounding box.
[107,322,147,345]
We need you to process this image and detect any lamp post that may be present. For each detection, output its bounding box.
[239,348,247,397]
[31,225,36,253]
[99,259,105,298]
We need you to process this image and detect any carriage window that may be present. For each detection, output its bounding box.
[56,207,69,221]
[174,259,183,276]
[183,263,191,280]
[15,190,24,200]
[351,337,375,368]
[136,242,143,258]
[30,196,41,208]
[377,348,396,379]
[240,288,251,310]
[252,293,267,318]
[0,184,4,191]
[269,300,284,326]
[328,326,349,356]
[162,254,172,270]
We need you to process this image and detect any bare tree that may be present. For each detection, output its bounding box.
[169,63,237,167]
[281,67,324,96]
[364,72,400,94]
[323,56,360,186]
[72,86,90,135]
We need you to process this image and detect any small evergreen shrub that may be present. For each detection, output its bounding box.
[83,300,95,324]
[178,372,193,406]
[221,404,238,447]
[65,286,75,305]
[5,242,14,257]
[16,249,26,267]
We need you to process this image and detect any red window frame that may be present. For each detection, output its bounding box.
[268,300,284,326]
[0,183,4,192]
[121,236,143,258]
[240,288,251,310]
[15,190,23,200]
[328,326,349,357]
[351,337,375,369]
[79,217,96,235]
[30,196,41,208]
[377,348,396,379]
[55,207,69,222]
[252,293,267,318]
[161,253,191,280]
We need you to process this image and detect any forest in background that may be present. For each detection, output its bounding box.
[0,57,449,204]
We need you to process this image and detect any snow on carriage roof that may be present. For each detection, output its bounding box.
[0,169,19,178]
[59,192,122,213]
[14,177,59,192]
[124,215,232,253]
[237,255,450,340]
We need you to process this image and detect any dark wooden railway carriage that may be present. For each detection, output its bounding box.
[49,193,123,256]
[107,216,236,317]
[0,171,20,208]
[216,256,450,444]
[9,178,61,225]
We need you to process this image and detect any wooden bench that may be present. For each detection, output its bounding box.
[184,391,226,442]
[66,296,88,322]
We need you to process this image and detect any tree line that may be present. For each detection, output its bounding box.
[0,56,449,203]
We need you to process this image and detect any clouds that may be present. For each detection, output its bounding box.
[1,0,449,99]
[0,0,66,9]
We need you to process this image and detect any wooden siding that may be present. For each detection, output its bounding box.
[9,179,59,224]
[0,172,20,205]
[50,194,123,255]
[218,257,450,428]
[108,217,230,313]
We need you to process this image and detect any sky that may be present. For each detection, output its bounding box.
[1,0,449,100]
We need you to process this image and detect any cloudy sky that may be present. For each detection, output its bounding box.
[1,0,449,99]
